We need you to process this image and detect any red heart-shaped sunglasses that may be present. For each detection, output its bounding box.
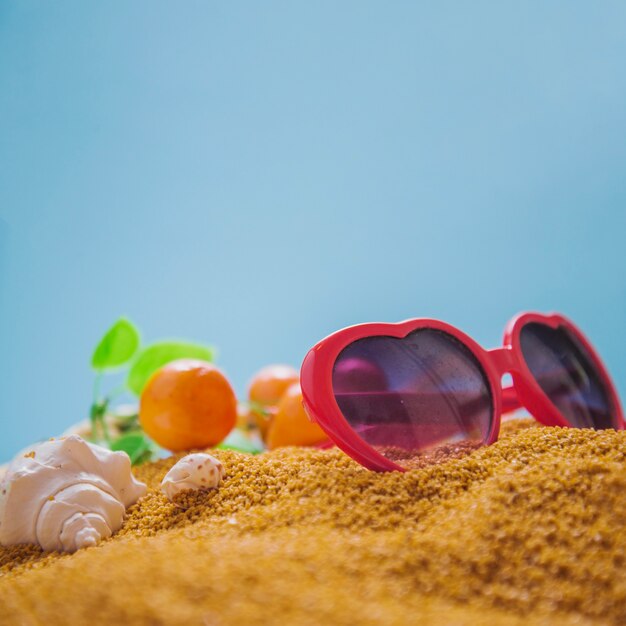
[300,312,624,472]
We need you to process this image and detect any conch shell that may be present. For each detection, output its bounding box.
[0,435,147,553]
[161,453,224,505]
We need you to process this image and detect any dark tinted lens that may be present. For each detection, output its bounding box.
[332,328,492,468]
[519,322,616,429]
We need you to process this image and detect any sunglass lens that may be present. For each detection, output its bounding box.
[332,328,493,469]
[519,322,616,429]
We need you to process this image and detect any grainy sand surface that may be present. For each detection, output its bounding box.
[1,421,624,626]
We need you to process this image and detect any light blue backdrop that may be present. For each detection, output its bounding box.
[1,2,625,462]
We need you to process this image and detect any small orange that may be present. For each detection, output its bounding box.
[248,364,299,437]
[139,359,237,452]
[248,364,299,407]
[266,383,327,450]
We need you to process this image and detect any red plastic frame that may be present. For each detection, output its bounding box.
[301,312,625,472]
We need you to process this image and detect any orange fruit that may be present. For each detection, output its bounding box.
[250,405,277,440]
[139,359,237,452]
[248,364,299,407]
[248,364,299,437]
[266,383,327,450]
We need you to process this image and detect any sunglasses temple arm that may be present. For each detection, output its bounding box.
[502,385,523,414]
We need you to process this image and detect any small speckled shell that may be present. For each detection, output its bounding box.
[160,453,224,505]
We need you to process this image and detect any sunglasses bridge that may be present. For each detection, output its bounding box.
[487,346,522,414]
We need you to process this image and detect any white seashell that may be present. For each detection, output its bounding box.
[0,435,147,553]
[161,453,224,506]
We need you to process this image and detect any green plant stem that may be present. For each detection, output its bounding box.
[92,372,102,406]
[90,372,111,444]
[106,384,128,403]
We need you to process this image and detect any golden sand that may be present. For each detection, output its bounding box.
[1,422,625,625]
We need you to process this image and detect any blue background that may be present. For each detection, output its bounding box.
[1,2,625,462]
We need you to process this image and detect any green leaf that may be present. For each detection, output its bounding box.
[217,428,265,454]
[126,340,216,396]
[91,318,141,371]
[110,432,157,465]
